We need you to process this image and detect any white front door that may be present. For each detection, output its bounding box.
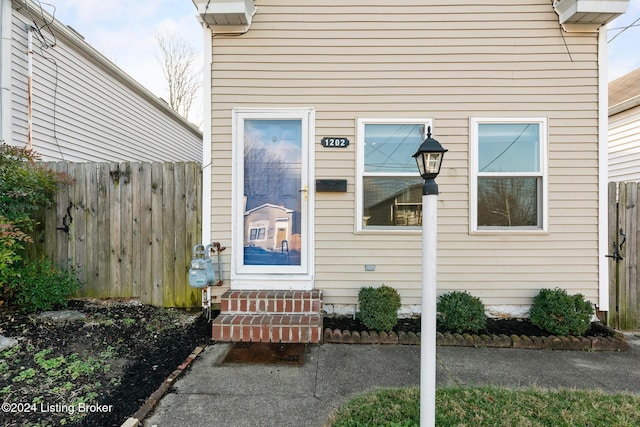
[231,108,314,290]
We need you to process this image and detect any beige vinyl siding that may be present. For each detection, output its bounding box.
[609,107,640,181]
[208,0,601,310]
[9,3,201,162]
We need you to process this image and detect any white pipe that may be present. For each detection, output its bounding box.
[201,21,212,245]
[420,191,438,427]
[598,28,609,312]
[0,0,12,145]
[27,25,32,150]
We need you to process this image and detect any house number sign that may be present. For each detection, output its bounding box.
[320,137,349,148]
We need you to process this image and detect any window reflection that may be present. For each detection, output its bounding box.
[243,120,302,265]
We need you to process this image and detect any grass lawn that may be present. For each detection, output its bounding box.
[326,386,640,427]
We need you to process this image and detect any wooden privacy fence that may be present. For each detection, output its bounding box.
[30,162,202,308]
[608,181,640,330]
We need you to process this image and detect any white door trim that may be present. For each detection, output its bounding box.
[230,107,315,290]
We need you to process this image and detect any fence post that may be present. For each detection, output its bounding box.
[608,181,619,329]
[150,162,165,307]
[618,183,629,330]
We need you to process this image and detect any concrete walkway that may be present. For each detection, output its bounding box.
[143,333,640,427]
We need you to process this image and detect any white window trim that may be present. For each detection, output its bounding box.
[356,118,432,233]
[470,117,548,234]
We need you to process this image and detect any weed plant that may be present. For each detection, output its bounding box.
[11,258,79,313]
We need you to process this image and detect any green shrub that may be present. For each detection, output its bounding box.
[529,288,594,336]
[437,291,487,334]
[0,145,74,308]
[11,258,80,313]
[357,285,402,331]
[0,216,32,304]
[0,144,73,232]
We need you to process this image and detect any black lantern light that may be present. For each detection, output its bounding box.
[412,126,447,195]
[413,126,447,179]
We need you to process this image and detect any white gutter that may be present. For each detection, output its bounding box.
[609,95,640,116]
[0,0,12,145]
[201,20,212,244]
[598,28,609,312]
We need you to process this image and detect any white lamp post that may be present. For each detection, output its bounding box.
[412,126,447,427]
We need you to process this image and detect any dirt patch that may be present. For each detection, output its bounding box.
[223,342,306,365]
[0,299,212,427]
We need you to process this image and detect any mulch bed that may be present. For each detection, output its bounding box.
[0,300,212,427]
[0,304,629,427]
[322,317,629,351]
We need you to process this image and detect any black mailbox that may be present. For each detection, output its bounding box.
[315,179,347,192]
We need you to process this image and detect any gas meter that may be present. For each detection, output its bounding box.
[188,244,216,288]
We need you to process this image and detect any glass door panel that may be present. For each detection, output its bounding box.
[243,119,303,267]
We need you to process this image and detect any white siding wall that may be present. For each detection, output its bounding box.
[609,106,640,182]
[208,0,601,312]
[9,2,201,162]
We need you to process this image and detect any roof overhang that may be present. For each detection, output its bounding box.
[610,96,640,116]
[554,0,630,32]
[192,0,256,34]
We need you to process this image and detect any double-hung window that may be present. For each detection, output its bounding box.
[356,119,430,231]
[471,118,547,232]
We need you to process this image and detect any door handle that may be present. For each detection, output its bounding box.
[299,185,308,201]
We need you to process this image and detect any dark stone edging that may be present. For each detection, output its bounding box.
[121,345,206,427]
[323,328,630,351]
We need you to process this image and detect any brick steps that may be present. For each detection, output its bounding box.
[212,290,323,344]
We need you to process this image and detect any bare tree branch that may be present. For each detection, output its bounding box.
[154,32,201,120]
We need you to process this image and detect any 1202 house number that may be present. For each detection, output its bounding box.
[321,137,349,148]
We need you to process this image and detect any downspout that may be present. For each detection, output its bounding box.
[598,27,609,313]
[195,2,256,245]
[26,25,32,149]
[201,19,212,245]
[0,0,12,145]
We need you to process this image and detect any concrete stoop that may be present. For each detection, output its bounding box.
[212,290,322,344]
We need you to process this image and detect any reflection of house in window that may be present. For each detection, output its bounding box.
[244,204,298,251]
[363,177,423,226]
